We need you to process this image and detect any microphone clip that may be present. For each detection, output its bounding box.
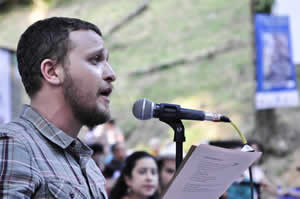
[156,103,181,121]
[159,117,185,170]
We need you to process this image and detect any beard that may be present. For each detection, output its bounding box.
[62,68,110,129]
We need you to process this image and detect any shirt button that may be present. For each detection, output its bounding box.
[70,141,76,148]
[70,192,75,198]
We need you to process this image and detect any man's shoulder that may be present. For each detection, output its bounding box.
[0,118,33,138]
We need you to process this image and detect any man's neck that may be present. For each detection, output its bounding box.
[31,98,82,138]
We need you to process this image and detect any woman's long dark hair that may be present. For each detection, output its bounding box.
[109,151,159,199]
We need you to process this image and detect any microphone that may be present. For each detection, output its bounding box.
[132,98,231,122]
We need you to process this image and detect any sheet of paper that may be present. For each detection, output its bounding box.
[162,144,262,199]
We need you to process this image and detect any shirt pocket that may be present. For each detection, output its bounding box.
[48,180,88,199]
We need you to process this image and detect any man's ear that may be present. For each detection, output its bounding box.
[40,59,64,85]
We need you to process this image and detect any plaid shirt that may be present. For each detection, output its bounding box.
[0,105,107,199]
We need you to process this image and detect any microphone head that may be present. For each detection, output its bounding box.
[132,98,154,120]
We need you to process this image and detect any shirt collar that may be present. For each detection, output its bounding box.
[20,104,76,149]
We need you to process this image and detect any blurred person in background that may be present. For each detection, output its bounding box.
[278,187,300,199]
[157,154,176,194]
[84,119,123,146]
[149,137,161,156]
[89,143,105,171]
[104,119,124,145]
[221,140,280,199]
[109,151,159,199]
[106,142,127,176]
[156,143,177,195]
[84,119,124,165]
[103,142,127,195]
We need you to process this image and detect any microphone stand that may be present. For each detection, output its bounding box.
[241,144,255,199]
[160,118,185,170]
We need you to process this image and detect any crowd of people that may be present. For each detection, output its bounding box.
[85,127,177,199]
[86,130,300,199]
[0,16,299,199]
[85,121,300,199]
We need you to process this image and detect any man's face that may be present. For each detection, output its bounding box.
[160,159,176,189]
[115,143,126,161]
[63,30,116,128]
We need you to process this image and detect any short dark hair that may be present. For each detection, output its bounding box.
[111,142,122,153]
[89,143,104,154]
[17,17,102,97]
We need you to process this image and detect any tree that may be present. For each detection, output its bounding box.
[250,0,292,156]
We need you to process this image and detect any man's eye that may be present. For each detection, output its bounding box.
[90,55,103,64]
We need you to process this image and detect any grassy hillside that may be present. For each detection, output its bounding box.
[103,0,255,150]
[0,0,254,150]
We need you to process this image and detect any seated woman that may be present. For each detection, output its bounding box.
[109,151,159,199]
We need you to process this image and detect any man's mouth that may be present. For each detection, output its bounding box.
[99,87,112,97]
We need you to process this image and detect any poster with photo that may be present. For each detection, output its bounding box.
[0,48,11,123]
[255,14,299,110]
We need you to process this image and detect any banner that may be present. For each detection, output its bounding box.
[0,48,11,123]
[255,14,299,110]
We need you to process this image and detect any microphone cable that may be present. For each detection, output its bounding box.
[230,120,255,199]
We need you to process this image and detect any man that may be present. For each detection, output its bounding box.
[0,17,116,198]
[103,142,126,194]
[105,142,127,177]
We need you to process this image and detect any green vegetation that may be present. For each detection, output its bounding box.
[254,0,275,13]
[0,0,255,150]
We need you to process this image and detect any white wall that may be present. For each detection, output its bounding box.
[273,0,300,64]
[0,48,11,123]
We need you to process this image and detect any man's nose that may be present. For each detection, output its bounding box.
[103,62,116,82]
